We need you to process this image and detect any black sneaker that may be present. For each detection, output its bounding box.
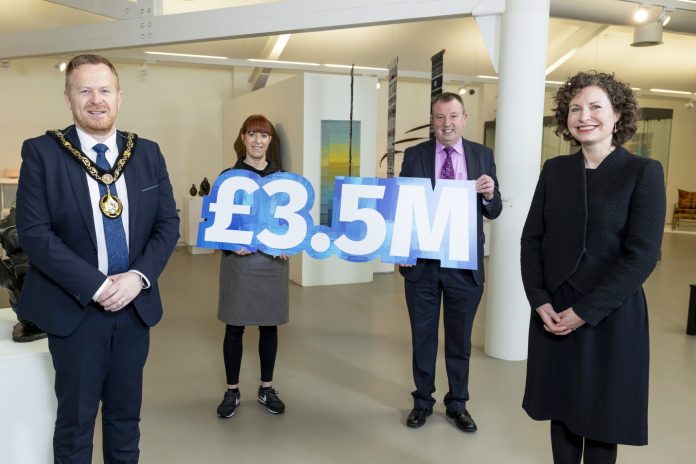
[257,386,285,414]
[217,389,240,418]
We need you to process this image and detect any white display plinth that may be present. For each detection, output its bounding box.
[0,308,56,463]
[182,195,214,255]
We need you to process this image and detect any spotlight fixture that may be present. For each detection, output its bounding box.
[55,60,67,72]
[139,63,149,76]
[634,6,649,23]
[376,81,381,90]
[631,20,663,46]
[0,60,10,68]
[458,86,467,95]
[685,100,695,110]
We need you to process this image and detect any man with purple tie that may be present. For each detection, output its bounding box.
[16,54,179,463]
[399,92,502,432]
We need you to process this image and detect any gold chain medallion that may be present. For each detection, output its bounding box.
[48,129,137,218]
[100,188,123,218]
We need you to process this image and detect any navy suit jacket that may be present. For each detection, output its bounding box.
[398,138,502,285]
[16,125,179,336]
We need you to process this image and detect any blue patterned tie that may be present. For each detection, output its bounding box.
[93,143,129,275]
[440,146,455,179]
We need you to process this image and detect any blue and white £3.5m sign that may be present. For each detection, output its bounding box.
[197,170,478,269]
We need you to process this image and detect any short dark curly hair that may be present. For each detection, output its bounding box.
[553,71,638,146]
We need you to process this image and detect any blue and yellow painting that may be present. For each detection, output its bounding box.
[320,120,360,226]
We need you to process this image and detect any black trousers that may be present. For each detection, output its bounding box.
[223,325,278,385]
[48,304,149,464]
[551,420,618,464]
[404,263,483,413]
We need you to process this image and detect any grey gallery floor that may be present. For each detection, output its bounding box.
[10,231,696,463]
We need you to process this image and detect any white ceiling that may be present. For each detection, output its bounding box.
[1,0,695,95]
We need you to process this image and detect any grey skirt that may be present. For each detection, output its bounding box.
[218,252,289,326]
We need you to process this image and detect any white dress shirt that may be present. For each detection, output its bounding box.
[75,127,149,300]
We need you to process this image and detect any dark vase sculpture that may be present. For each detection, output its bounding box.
[199,177,210,196]
[189,184,197,196]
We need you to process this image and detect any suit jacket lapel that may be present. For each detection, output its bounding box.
[462,138,479,181]
[62,125,99,250]
[422,139,436,187]
[119,131,139,256]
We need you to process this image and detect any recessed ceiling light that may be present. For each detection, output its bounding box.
[145,51,228,60]
[650,88,692,95]
[248,59,320,66]
[324,64,388,71]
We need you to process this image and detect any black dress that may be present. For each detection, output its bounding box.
[523,281,649,445]
[521,157,665,446]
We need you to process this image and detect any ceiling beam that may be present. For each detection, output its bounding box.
[46,0,160,20]
[1,0,480,60]
[249,34,291,91]
[618,0,696,12]
[545,22,609,75]
[473,0,506,73]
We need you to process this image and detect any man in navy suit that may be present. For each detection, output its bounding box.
[399,92,502,432]
[16,54,179,463]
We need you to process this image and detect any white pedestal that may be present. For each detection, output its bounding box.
[182,195,214,255]
[0,309,56,463]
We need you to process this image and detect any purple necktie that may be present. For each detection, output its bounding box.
[440,146,455,180]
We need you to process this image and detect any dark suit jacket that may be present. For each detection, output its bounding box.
[16,125,180,336]
[520,147,665,326]
[398,137,502,285]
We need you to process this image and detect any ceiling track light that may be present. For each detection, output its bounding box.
[631,20,663,46]
[634,5,649,23]
[55,60,67,72]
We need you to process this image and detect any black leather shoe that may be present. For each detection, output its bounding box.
[446,409,477,432]
[406,408,432,428]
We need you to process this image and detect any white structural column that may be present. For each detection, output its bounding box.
[484,0,550,361]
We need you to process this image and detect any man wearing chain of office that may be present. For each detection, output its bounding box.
[16,54,179,463]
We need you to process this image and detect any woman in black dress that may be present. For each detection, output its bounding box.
[521,72,665,463]
[215,114,289,418]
